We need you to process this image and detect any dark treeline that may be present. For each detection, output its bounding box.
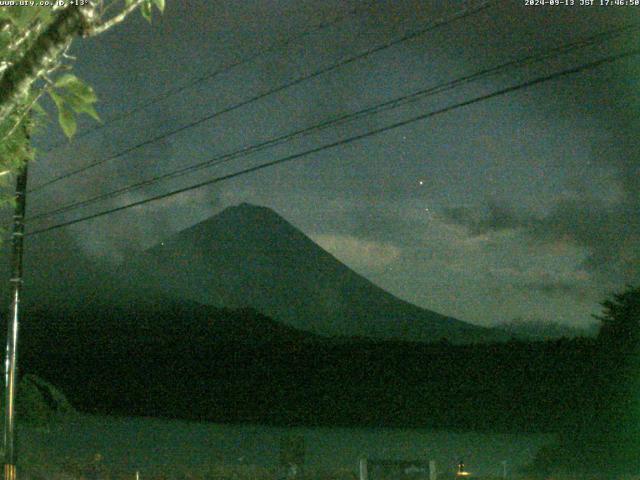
[16,317,596,433]
[530,286,640,478]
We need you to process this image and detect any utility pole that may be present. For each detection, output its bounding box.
[3,164,28,480]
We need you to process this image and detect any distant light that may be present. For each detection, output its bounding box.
[418,180,424,186]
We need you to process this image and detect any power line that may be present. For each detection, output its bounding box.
[29,0,494,193]
[26,47,640,237]
[27,22,639,223]
[42,2,368,152]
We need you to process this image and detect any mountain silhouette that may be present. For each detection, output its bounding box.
[126,203,502,343]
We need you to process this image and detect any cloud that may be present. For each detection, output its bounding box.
[311,233,401,272]
[523,107,640,284]
[528,198,638,276]
[441,192,639,290]
[74,183,221,263]
[515,267,593,300]
[438,128,640,290]
[521,280,589,299]
[441,201,531,236]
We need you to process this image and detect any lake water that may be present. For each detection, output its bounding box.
[20,415,552,477]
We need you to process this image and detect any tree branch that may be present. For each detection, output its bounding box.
[0,4,94,126]
[88,0,146,36]
[0,87,48,144]
[8,14,46,54]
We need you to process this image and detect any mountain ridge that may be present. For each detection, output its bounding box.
[125,202,504,343]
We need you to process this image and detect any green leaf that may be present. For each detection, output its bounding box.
[53,74,101,123]
[53,73,78,88]
[54,74,97,103]
[49,90,77,138]
[58,105,77,138]
[152,0,165,13]
[78,103,100,122]
[31,101,47,118]
[48,90,64,111]
[62,93,100,122]
[141,1,152,22]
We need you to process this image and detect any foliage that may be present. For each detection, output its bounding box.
[48,73,100,138]
[530,286,640,478]
[596,285,640,351]
[0,1,165,182]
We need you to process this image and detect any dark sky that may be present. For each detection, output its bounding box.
[17,0,640,329]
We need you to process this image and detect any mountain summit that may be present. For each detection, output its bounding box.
[128,203,500,343]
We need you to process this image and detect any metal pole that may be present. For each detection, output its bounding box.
[3,164,28,480]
